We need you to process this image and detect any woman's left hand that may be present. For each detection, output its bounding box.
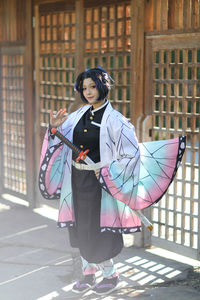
[94,169,100,179]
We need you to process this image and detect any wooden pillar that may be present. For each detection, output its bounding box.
[161,0,168,31]
[130,0,145,139]
[8,0,17,41]
[183,0,192,29]
[0,51,3,196]
[69,0,84,112]
[0,0,4,194]
[34,4,42,207]
[75,0,84,76]
[144,38,153,119]
[144,0,154,31]
[198,131,200,259]
[24,0,35,207]
[5,0,10,41]
[131,0,153,248]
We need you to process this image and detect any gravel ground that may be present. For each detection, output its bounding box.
[137,266,200,292]
[169,266,200,291]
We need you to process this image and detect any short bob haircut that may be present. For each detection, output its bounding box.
[74,67,111,103]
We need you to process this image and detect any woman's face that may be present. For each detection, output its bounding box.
[82,78,99,105]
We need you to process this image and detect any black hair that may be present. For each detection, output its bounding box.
[74,67,111,103]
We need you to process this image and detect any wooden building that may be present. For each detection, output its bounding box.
[0,0,200,259]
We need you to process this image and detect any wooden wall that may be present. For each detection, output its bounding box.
[1,0,199,51]
[145,0,200,32]
[0,0,35,206]
[0,0,26,42]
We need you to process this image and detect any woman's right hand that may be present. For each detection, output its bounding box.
[50,109,68,128]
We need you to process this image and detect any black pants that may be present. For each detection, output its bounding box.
[68,166,123,264]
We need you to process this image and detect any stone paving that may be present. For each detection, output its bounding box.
[0,196,200,300]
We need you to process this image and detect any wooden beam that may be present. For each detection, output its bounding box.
[84,0,127,8]
[39,1,75,12]
[130,0,145,139]
[150,32,200,50]
[24,0,35,207]
[146,27,200,37]
[34,0,72,4]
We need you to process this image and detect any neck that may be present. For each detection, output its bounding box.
[92,99,106,110]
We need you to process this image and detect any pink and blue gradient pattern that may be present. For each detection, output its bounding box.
[100,137,186,211]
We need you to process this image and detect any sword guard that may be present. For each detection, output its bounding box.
[76,149,90,162]
[51,127,57,135]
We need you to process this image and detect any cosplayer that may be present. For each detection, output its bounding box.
[39,67,185,295]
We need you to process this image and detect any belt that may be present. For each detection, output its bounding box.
[72,160,103,171]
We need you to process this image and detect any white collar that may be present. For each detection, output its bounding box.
[90,100,108,115]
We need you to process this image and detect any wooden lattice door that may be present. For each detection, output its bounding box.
[0,47,27,198]
[83,3,132,118]
[146,34,200,259]
[36,8,76,130]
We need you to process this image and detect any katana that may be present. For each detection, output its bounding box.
[51,127,91,163]
[51,127,153,232]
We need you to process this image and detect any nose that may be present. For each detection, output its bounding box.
[85,88,91,95]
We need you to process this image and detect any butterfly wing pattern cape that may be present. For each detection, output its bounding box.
[100,136,186,211]
[39,104,186,233]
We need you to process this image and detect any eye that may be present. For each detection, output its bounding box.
[91,85,96,89]
[82,87,86,91]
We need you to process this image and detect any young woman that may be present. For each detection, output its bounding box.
[39,67,185,295]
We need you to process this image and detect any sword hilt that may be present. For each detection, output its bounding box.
[51,127,89,162]
[76,149,90,162]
